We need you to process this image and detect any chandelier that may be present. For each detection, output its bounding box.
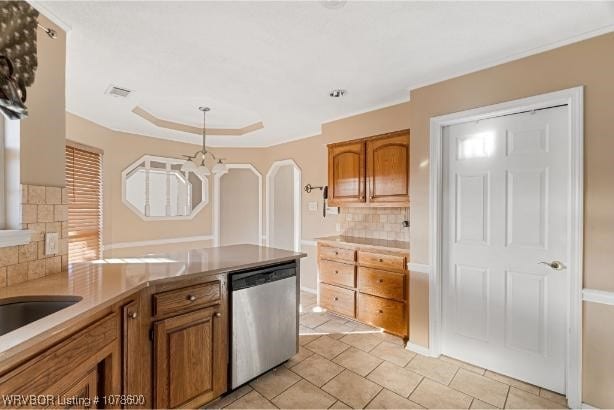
[180,106,227,176]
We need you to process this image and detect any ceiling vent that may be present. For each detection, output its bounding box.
[105,85,133,98]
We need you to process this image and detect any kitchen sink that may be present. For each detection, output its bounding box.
[0,296,83,337]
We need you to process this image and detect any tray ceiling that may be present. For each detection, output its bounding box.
[38,1,614,147]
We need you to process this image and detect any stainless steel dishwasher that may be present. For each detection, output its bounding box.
[230,262,298,389]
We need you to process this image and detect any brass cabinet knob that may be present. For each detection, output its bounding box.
[378,258,384,262]
[214,312,222,318]
[378,309,383,314]
[128,312,137,319]
[333,297,339,301]
[334,251,339,255]
[335,270,339,274]
[370,195,374,200]
[187,295,197,302]
[378,279,384,283]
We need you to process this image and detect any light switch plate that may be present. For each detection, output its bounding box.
[308,201,318,212]
[335,223,341,233]
[45,232,59,256]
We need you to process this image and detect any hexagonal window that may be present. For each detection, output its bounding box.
[122,155,208,220]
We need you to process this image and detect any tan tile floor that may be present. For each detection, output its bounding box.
[205,292,568,409]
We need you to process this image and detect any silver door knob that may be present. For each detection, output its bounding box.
[539,261,566,271]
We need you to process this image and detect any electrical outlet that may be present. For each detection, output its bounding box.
[326,206,340,215]
[45,232,59,256]
[308,201,318,212]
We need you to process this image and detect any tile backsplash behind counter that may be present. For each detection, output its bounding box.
[0,185,69,288]
[338,207,409,242]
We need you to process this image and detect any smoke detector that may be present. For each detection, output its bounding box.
[105,85,133,98]
[329,89,346,98]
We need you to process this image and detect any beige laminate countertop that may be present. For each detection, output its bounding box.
[317,235,410,254]
[0,244,305,368]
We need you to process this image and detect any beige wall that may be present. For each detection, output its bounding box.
[66,114,214,253]
[59,30,614,406]
[271,165,295,250]
[66,114,275,256]
[258,33,614,404]
[263,104,412,294]
[582,302,614,408]
[266,103,412,242]
[220,168,260,246]
[402,32,614,406]
[20,16,66,187]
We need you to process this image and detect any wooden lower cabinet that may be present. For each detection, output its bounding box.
[319,283,356,318]
[357,293,407,337]
[319,259,356,288]
[153,305,227,409]
[357,266,405,301]
[0,313,121,409]
[59,367,98,409]
[318,242,409,340]
[0,276,230,409]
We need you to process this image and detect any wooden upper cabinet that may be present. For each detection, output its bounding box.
[328,130,409,207]
[328,141,366,205]
[366,131,410,206]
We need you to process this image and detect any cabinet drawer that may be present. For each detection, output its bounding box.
[357,293,406,337]
[357,267,405,301]
[320,246,356,263]
[358,251,406,271]
[153,281,221,317]
[319,283,355,318]
[319,260,355,288]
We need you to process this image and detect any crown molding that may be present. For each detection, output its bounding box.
[132,106,264,137]
[27,1,72,32]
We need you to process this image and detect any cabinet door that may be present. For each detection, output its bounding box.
[60,367,98,409]
[154,306,227,409]
[122,299,152,408]
[366,132,409,205]
[328,141,366,205]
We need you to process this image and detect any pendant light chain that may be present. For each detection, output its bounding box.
[181,106,227,176]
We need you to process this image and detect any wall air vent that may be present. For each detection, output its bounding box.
[105,85,133,98]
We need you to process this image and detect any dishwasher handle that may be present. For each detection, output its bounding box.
[231,262,296,291]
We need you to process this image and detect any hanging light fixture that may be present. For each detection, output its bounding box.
[181,106,227,175]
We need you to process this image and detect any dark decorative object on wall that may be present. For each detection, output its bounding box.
[0,55,28,119]
[0,1,39,119]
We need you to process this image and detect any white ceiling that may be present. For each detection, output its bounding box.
[39,1,614,147]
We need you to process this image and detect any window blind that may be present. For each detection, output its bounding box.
[65,144,103,262]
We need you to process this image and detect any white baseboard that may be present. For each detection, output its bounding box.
[406,342,437,357]
[300,286,317,295]
[105,235,214,250]
[300,240,318,247]
[582,288,614,306]
[581,403,597,409]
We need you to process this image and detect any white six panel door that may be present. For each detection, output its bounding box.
[442,106,569,393]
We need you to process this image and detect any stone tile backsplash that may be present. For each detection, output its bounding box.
[0,184,69,288]
[338,207,409,241]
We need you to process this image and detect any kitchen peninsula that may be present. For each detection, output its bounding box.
[0,245,305,409]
